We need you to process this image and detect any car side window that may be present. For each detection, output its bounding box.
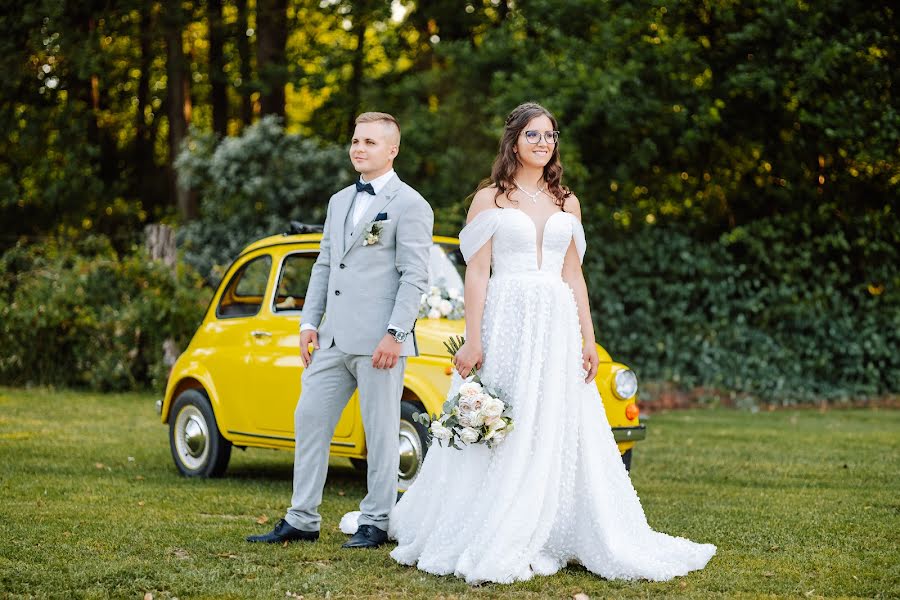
[273,252,318,313]
[216,255,272,319]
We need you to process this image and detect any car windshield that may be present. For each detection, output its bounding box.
[429,243,465,291]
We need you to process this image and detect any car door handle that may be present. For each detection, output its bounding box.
[250,330,272,338]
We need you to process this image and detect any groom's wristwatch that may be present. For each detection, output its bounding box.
[387,327,408,343]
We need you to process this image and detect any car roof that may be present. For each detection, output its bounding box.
[239,232,460,257]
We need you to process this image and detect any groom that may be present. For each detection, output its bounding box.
[247,112,433,548]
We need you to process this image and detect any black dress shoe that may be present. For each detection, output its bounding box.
[341,524,389,549]
[246,519,319,544]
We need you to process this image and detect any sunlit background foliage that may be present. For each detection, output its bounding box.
[0,0,896,400]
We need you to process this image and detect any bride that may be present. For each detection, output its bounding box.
[357,102,715,584]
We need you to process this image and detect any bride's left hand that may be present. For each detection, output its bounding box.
[582,343,599,383]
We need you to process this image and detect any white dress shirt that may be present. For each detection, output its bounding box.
[301,169,406,337]
[352,168,395,226]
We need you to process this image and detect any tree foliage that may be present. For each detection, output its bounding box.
[0,0,896,398]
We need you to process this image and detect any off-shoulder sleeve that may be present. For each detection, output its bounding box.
[572,217,587,264]
[458,208,501,263]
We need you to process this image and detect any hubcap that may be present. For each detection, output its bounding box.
[398,420,424,487]
[174,405,210,471]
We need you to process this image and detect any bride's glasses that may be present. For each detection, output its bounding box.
[523,130,559,145]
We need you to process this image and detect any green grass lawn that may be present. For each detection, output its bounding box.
[0,388,897,599]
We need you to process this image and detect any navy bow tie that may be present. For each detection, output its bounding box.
[355,180,376,195]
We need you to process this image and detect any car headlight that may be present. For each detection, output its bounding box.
[613,369,638,400]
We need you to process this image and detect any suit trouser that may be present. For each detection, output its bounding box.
[285,343,405,532]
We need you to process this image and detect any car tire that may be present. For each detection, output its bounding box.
[621,448,633,472]
[398,400,429,491]
[168,389,232,478]
[350,400,429,492]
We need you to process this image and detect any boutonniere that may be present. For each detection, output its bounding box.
[362,221,383,246]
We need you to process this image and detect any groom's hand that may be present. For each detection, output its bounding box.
[372,334,402,369]
[300,330,319,367]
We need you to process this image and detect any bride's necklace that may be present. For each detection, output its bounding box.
[513,179,546,204]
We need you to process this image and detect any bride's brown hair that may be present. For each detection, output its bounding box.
[476,102,571,209]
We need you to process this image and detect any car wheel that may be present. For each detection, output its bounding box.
[621,448,633,472]
[398,400,429,491]
[352,401,429,490]
[168,389,232,478]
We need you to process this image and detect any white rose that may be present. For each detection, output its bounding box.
[427,308,442,319]
[482,417,507,440]
[490,430,507,444]
[481,396,505,419]
[459,427,480,444]
[438,299,453,316]
[429,286,441,296]
[468,410,485,428]
[420,293,428,303]
[458,382,483,397]
[447,287,461,299]
[427,294,442,307]
[430,422,452,441]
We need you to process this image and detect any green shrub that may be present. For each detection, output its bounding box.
[588,211,899,403]
[175,115,352,285]
[0,236,210,391]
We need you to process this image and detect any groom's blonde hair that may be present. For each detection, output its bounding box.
[355,112,401,145]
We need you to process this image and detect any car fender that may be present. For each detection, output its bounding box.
[161,362,222,426]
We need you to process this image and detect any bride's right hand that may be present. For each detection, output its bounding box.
[452,341,483,378]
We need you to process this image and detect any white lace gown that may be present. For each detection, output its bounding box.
[386,207,716,584]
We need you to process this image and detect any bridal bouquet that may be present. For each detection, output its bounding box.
[413,336,514,449]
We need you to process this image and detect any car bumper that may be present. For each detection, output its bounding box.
[611,425,646,443]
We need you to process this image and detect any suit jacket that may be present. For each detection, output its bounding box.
[301,174,434,356]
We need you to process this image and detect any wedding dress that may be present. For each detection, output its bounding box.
[354,207,715,584]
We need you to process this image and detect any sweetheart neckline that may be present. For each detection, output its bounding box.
[498,208,572,271]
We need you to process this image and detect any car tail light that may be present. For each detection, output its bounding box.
[625,403,639,421]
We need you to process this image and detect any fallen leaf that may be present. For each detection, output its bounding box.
[256,514,269,525]
[804,590,816,597]
[337,490,345,497]
[95,462,105,469]
[128,456,135,462]
[172,547,190,560]
[216,552,239,559]
[763,571,775,577]
[573,593,590,600]
[138,501,145,507]
[679,581,687,589]
[282,540,289,548]
[135,475,144,481]
[769,545,780,552]
[144,593,153,600]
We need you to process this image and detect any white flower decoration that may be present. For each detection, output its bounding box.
[458,382,483,397]
[459,427,480,444]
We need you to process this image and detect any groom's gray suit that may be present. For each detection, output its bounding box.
[285,173,433,533]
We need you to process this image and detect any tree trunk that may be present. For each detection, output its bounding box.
[236,0,254,127]
[134,2,153,205]
[145,223,180,367]
[208,0,228,135]
[346,12,366,138]
[256,0,287,119]
[165,7,196,220]
[144,223,177,273]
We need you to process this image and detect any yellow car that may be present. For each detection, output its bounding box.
[157,223,646,489]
